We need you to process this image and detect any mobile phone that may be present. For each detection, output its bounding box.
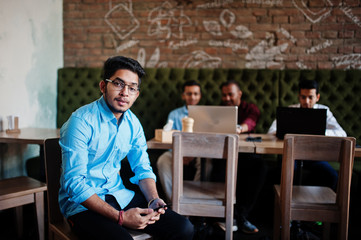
[153,204,171,211]
[246,136,262,142]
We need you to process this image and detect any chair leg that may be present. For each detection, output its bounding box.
[15,206,23,239]
[339,216,349,240]
[273,196,280,240]
[35,191,45,240]
[322,222,330,240]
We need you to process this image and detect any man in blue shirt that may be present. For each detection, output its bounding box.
[156,80,202,202]
[59,56,193,239]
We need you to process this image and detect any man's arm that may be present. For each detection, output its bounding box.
[139,178,166,209]
[267,119,277,134]
[325,108,347,137]
[241,103,260,133]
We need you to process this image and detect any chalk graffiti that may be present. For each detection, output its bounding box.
[339,2,361,28]
[148,1,192,41]
[116,40,139,52]
[296,61,309,69]
[245,32,288,69]
[203,9,253,40]
[137,48,168,68]
[203,21,223,36]
[240,0,282,5]
[306,40,333,54]
[196,0,234,9]
[105,0,139,40]
[178,50,222,68]
[292,0,333,23]
[332,54,361,69]
[277,28,297,44]
[209,40,248,51]
[220,9,235,29]
[230,25,253,39]
[168,38,198,50]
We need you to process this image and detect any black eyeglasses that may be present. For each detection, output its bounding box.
[105,78,139,95]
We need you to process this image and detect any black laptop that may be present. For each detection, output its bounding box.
[276,107,327,139]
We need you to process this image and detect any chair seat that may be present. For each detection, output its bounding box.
[274,185,336,206]
[0,176,47,209]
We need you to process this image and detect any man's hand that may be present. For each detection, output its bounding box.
[122,207,160,229]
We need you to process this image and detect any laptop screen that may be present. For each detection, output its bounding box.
[188,105,238,134]
[276,107,327,139]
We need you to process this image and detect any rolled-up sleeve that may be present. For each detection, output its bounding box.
[128,126,156,185]
[60,116,95,204]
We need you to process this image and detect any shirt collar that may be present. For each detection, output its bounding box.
[99,96,118,123]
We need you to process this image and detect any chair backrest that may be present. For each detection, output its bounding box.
[44,137,63,225]
[281,134,355,210]
[172,132,238,208]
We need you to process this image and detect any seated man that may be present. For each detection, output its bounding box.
[213,80,267,234]
[268,79,347,190]
[59,56,193,240]
[157,80,202,202]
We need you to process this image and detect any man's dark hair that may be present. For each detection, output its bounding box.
[103,56,146,86]
[220,80,241,90]
[182,80,201,93]
[299,80,319,94]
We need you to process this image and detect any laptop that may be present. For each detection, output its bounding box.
[188,105,238,134]
[276,107,327,139]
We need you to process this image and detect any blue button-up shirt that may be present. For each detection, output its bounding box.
[59,96,156,218]
[167,105,188,131]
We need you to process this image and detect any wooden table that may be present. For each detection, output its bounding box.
[147,133,361,157]
[0,128,60,144]
[147,133,255,153]
[0,128,60,178]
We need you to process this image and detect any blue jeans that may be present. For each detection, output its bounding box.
[68,192,194,240]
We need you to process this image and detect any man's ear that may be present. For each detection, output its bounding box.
[316,93,320,102]
[99,80,106,94]
[181,93,186,101]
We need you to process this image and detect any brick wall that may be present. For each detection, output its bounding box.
[63,0,361,69]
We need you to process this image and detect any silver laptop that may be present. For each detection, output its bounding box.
[188,105,238,134]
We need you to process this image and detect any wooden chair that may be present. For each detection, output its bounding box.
[0,176,47,240]
[172,132,238,240]
[43,138,152,240]
[273,134,355,240]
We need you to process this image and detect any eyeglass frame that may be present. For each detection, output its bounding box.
[105,78,140,95]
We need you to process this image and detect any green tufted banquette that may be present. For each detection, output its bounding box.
[57,68,361,145]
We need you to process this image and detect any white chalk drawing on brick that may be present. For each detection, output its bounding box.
[230,25,253,39]
[169,38,198,50]
[209,40,248,51]
[332,54,361,69]
[339,2,361,28]
[277,28,297,44]
[196,0,234,9]
[137,48,168,68]
[178,50,222,68]
[204,9,252,52]
[148,1,192,41]
[240,0,283,5]
[203,21,223,36]
[105,0,139,41]
[245,32,289,69]
[306,40,333,54]
[296,61,309,69]
[220,9,235,29]
[292,0,333,23]
[116,40,139,53]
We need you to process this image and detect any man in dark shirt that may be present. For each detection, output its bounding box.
[213,80,266,234]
